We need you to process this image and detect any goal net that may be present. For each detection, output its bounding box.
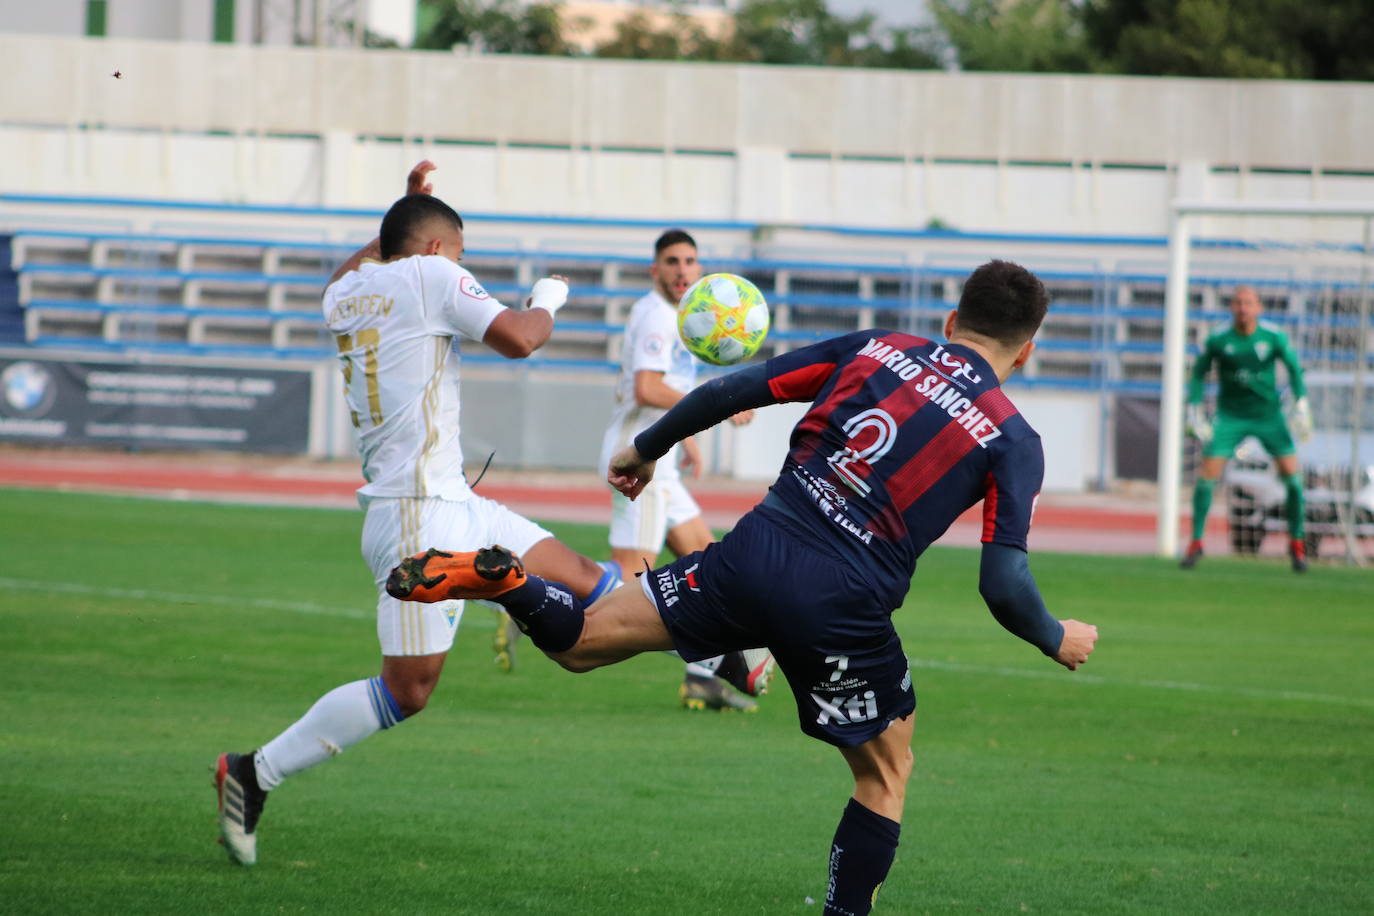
[1158,200,1374,565]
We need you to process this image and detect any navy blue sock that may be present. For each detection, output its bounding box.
[824,798,901,916]
[494,574,584,653]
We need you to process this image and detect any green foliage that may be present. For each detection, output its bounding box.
[411,0,1374,81]
[932,0,1095,73]
[3,487,1373,913]
[592,10,726,61]
[414,0,573,55]
[1082,0,1374,80]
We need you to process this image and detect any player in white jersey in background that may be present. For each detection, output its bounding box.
[213,162,621,866]
[600,229,769,711]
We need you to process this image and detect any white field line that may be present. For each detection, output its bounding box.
[0,576,372,620]
[6,576,1368,708]
[909,657,1374,709]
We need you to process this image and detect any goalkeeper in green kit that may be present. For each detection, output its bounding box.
[1182,286,1312,572]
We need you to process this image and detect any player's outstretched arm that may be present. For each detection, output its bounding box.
[482,277,567,358]
[978,543,1099,671]
[631,363,776,464]
[326,160,438,287]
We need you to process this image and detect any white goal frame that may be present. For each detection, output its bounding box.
[1157,199,1374,560]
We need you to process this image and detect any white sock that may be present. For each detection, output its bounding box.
[686,656,723,678]
[254,677,403,791]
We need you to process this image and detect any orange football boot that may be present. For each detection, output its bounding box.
[386,546,527,602]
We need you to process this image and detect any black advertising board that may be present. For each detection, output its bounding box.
[0,354,312,453]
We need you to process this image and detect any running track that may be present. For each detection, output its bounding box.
[0,448,1211,555]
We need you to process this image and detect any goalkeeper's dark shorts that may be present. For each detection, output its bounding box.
[1205,410,1296,459]
[641,509,915,748]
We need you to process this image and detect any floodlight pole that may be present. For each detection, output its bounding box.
[1157,207,1192,558]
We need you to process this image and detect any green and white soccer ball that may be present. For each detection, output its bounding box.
[676,273,770,366]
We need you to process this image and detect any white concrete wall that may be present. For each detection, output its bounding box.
[2,0,87,35]
[2,35,1372,240]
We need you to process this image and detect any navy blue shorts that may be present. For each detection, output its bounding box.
[642,509,915,748]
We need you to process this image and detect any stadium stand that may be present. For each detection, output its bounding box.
[3,200,1365,395]
[0,236,22,345]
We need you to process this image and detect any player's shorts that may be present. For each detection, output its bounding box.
[640,509,915,748]
[360,494,554,657]
[608,477,702,554]
[1205,410,1296,459]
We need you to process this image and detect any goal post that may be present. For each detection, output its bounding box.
[1157,199,1374,562]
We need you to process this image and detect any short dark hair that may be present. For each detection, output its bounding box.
[956,259,1049,346]
[654,228,696,256]
[379,194,464,260]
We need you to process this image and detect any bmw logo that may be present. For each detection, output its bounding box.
[2,361,57,417]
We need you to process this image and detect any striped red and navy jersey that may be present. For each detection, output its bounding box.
[759,329,1042,603]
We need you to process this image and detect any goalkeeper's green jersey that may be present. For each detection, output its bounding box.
[1187,323,1306,419]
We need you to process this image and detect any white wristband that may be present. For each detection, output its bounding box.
[528,278,568,315]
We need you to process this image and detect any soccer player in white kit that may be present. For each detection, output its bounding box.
[213,163,620,866]
[599,229,768,711]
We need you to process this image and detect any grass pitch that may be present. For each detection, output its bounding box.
[1,487,1371,914]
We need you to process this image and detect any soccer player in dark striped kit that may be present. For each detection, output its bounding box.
[390,259,1099,915]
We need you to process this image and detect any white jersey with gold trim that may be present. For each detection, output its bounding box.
[322,255,506,501]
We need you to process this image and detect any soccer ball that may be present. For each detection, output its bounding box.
[676,273,770,366]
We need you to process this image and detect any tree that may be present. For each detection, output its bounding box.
[1081,0,1374,80]
[588,0,940,69]
[931,0,1095,73]
[592,11,726,61]
[414,0,572,56]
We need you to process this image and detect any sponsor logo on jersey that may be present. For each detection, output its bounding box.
[654,565,698,606]
[644,333,664,356]
[930,343,983,384]
[793,467,874,544]
[812,690,879,726]
[856,338,1001,447]
[460,276,489,300]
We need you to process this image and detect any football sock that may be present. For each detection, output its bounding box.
[494,575,584,653]
[1282,472,1305,540]
[686,656,723,678]
[254,676,404,791]
[824,798,901,916]
[1191,477,1215,541]
[586,561,622,604]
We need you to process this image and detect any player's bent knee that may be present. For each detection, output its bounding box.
[548,644,603,674]
[380,663,444,717]
[390,681,437,717]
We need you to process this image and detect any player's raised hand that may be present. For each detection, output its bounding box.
[728,409,756,426]
[526,276,569,314]
[407,160,437,195]
[608,445,656,500]
[1053,619,1098,671]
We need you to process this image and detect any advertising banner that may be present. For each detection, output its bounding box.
[0,355,313,453]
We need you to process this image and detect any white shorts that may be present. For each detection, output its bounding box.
[361,495,554,657]
[608,477,701,554]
